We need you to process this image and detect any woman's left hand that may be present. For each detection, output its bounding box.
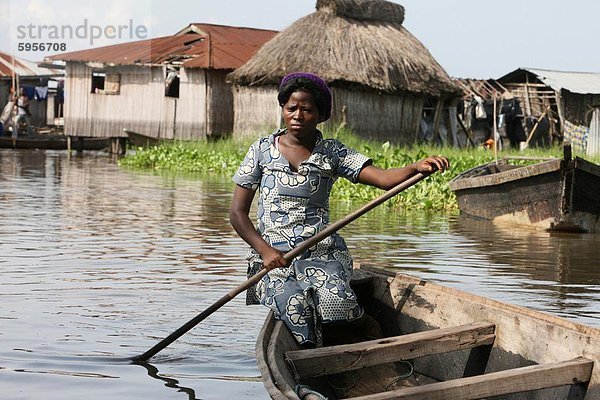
[416,156,450,173]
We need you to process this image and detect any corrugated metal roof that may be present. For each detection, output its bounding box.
[505,68,600,95]
[48,23,278,70]
[0,51,62,77]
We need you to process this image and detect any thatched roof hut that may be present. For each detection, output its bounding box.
[229,0,460,142]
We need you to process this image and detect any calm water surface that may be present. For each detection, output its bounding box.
[1,149,599,400]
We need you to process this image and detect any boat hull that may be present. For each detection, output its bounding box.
[449,157,600,233]
[257,265,600,399]
[124,129,170,147]
[0,135,109,151]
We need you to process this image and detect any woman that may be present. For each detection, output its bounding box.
[230,72,448,346]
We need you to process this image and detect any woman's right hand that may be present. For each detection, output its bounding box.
[260,247,289,271]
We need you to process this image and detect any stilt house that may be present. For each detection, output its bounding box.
[47,24,277,140]
[498,68,600,150]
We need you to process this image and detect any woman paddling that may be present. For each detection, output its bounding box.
[230,72,449,346]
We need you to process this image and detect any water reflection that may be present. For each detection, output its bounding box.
[0,149,268,400]
[448,214,600,324]
[451,215,600,285]
[0,149,598,400]
[341,204,600,326]
[138,362,197,400]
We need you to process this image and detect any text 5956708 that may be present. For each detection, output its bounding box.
[17,42,67,51]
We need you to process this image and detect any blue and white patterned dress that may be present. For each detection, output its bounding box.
[233,129,372,345]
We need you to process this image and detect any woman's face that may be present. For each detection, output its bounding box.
[281,90,321,138]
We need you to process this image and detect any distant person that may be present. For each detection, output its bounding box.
[13,87,34,137]
[0,98,14,136]
[229,72,449,347]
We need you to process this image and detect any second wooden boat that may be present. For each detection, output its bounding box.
[0,134,109,151]
[124,129,172,147]
[448,145,600,233]
[257,264,599,399]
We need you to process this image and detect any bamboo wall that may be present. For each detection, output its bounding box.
[331,88,425,144]
[64,63,232,139]
[232,85,425,144]
[232,85,281,138]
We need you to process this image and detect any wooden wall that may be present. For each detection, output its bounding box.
[502,81,600,131]
[205,70,234,138]
[64,63,232,139]
[0,80,11,114]
[562,91,600,126]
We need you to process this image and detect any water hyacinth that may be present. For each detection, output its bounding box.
[119,139,253,175]
[119,126,566,211]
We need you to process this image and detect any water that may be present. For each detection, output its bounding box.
[0,149,598,399]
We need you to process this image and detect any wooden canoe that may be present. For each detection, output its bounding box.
[124,129,172,147]
[0,134,109,151]
[257,264,600,399]
[448,146,600,233]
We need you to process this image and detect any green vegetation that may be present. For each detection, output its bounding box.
[119,136,253,175]
[120,126,569,211]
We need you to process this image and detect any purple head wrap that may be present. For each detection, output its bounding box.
[279,72,332,121]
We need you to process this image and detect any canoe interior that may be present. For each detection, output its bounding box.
[257,265,600,399]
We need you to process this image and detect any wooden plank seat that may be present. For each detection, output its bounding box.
[285,322,496,379]
[345,358,594,400]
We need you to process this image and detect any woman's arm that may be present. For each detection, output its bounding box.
[357,156,449,190]
[229,185,289,271]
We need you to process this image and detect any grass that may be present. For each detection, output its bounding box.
[120,126,579,211]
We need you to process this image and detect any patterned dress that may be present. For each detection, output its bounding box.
[233,129,372,345]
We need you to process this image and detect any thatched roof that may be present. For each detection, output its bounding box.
[228,0,459,96]
[316,0,404,24]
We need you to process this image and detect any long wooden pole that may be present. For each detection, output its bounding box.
[457,114,475,148]
[11,55,16,96]
[131,171,433,363]
[523,106,552,149]
[493,96,499,164]
[11,55,17,145]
